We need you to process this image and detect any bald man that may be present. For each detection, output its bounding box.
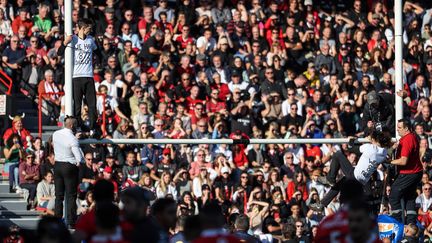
[52,116,84,228]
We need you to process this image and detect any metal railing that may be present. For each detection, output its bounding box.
[0,69,12,95]
[38,92,107,137]
[79,137,379,145]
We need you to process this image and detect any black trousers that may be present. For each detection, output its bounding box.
[54,162,79,226]
[321,151,355,207]
[389,172,422,224]
[20,183,36,201]
[73,77,96,130]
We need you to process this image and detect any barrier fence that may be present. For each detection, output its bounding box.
[38,92,107,138]
[79,137,384,145]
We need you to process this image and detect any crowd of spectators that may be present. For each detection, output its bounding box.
[3,0,432,242]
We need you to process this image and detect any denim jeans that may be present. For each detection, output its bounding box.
[5,162,19,189]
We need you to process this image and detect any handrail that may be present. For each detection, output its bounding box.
[38,92,107,137]
[0,69,13,95]
[79,137,397,145]
[38,92,64,138]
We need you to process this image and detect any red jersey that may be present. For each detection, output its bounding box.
[206,101,226,114]
[315,208,349,243]
[175,35,195,50]
[397,132,422,174]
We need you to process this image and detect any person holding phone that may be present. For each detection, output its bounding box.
[3,134,24,192]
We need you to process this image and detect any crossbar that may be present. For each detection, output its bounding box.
[79,138,383,145]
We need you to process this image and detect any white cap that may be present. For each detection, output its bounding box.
[221,166,230,174]
[304,0,312,5]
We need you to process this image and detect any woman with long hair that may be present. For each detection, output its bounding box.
[192,167,211,198]
[138,173,155,193]
[155,172,178,200]
[137,122,151,139]
[267,169,287,201]
[167,118,187,139]
[177,191,199,216]
[36,171,55,215]
[247,187,269,236]
[287,171,308,201]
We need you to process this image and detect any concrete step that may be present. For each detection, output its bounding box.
[0,200,28,211]
[0,193,22,200]
[42,125,60,131]
[0,183,10,193]
[0,218,40,230]
[0,210,41,218]
[30,133,53,142]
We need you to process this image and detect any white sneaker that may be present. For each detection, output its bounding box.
[15,186,22,194]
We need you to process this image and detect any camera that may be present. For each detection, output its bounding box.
[240,90,250,101]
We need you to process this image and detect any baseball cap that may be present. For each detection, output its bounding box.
[308,62,315,68]
[103,166,113,173]
[202,184,211,191]
[221,167,230,174]
[304,0,312,5]
[219,38,228,45]
[231,70,240,77]
[367,91,379,106]
[121,187,156,203]
[340,44,348,50]
[163,148,171,155]
[427,59,432,65]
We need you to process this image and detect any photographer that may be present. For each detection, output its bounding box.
[361,90,395,132]
[261,91,283,121]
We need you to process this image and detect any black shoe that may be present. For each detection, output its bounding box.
[317,176,336,187]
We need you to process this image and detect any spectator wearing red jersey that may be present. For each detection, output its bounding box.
[175,25,195,55]
[389,119,423,224]
[138,6,160,41]
[206,89,227,117]
[287,171,308,201]
[11,8,33,36]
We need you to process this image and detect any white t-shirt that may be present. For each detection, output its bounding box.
[196,36,216,52]
[354,144,387,185]
[99,80,125,98]
[96,95,118,114]
[416,194,432,212]
[71,35,97,78]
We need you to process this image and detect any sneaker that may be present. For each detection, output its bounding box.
[15,186,22,194]
[316,176,336,187]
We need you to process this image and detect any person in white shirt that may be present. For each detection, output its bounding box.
[316,129,393,208]
[99,69,127,99]
[59,19,99,137]
[416,183,432,216]
[52,116,84,228]
[196,28,216,55]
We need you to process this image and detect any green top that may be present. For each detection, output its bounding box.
[33,15,52,33]
[5,145,20,163]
